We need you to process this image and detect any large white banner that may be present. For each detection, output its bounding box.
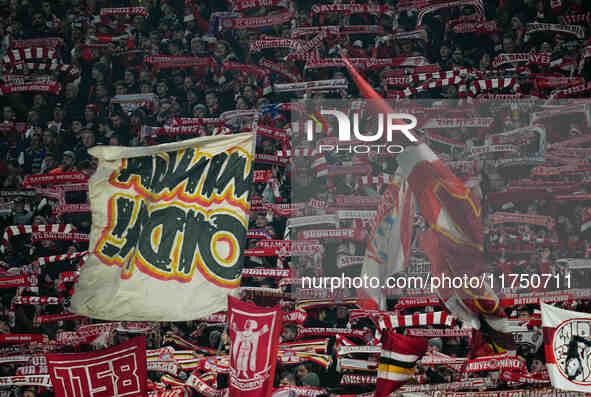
[71,132,256,321]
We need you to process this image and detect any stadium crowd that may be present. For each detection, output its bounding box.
[1,0,591,396]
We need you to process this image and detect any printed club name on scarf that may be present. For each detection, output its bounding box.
[220,10,294,30]
[465,353,526,372]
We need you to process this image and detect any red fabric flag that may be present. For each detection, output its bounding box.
[398,144,502,316]
[46,336,148,397]
[376,331,428,397]
[228,295,282,397]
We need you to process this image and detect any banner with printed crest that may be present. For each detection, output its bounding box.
[71,132,256,320]
[542,302,591,392]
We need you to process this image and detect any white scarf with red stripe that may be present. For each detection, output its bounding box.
[1,224,75,252]
[2,47,57,65]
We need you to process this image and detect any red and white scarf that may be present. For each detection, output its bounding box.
[259,58,302,82]
[452,20,497,34]
[407,328,472,337]
[417,0,484,26]
[220,10,294,30]
[489,212,555,229]
[0,334,47,344]
[445,13,484,31]
[560,13,591,25]
[396,76,465,98]
[469,78,518,96]
[34,312,85,325]
[145,55,214,70]
[273,79,348,92]
[11,38,63,48]
[249,37,301,53]
[33,251,87,267]
[2,47,57,66]
[10,63,79,78]
[1,224,75,252]
[465,353,526,373]
[53,203,91,215]
[339,374,376,385]
[100,6,148,17]
[311,3,393,15]
[0,81,60,95]
[0,375,52,387]
[287,32,327,61]
[423,117,493,129]
[232,0,288,12]
[534,76,584,88]
[525,22,585,39]
[493,53,550,68]
[22,171,88,187]
[304,57,429,70]
[0,274,36,288]
[551,82,591,99]
[31,231,89,243]
[374,311,456,330]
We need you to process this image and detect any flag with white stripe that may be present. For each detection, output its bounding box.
[376,331,428,397]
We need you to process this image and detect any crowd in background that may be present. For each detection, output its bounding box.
[1,0,591,396]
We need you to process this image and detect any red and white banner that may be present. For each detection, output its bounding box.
[46,336,148,397]
[228,295,281,397]
[542,302,591,391]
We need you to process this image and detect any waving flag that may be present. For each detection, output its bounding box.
[358,171,415,310]
[542,302,591,391]
[376,331,428,397]
[228,295,281,397]
[71,132,256,321]
[339,50,500,317]
[398,143,500,316]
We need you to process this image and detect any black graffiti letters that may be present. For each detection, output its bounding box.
[99,195,246,282]
[113,149,252,202]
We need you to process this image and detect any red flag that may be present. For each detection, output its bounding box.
[228,295,281,397]
[337,48,500,317]
[398,144,501,316]
[46,336,147,397]
[376,331,428,397]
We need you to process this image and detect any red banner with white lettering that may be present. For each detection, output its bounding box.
[228,295,281,397]
[46,336,148,397]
